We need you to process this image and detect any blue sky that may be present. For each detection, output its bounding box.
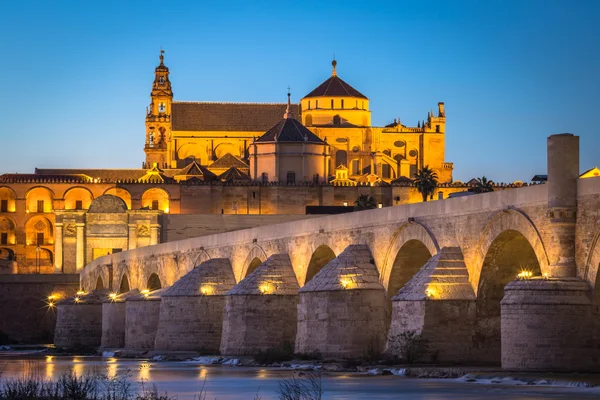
[1,0,598,182]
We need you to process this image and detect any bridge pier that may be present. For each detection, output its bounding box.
[154,258,236,353]
[296,245,387,359]
[101,289,139,349]
[124,289,164,352]
[54,290,109,349]
[387,248,476,363]
[220,254,299,356]
[501,134,595,371]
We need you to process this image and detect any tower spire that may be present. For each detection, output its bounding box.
[159,49,165,66]
[283,86,293,119]
[332,57,337,77]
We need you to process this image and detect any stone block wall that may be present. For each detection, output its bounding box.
[101,302,126,349]
[0,274,79,344]
[55,304,103,349]
[387,300,476,364]
[154,296,226,352]
[124,295,162,350]
[220,295,298,355]
[296,290,387,358]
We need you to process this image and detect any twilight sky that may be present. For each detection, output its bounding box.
[1,0,598,182]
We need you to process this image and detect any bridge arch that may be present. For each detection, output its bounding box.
[240,245,267,280]
[147,273,162,291]
[584,230,600,302]
[95,275,105,290]
[118,273,130,293]
[305,244,337,285]
[380,222,439,296]
[471,209,549,294]
[193,250,211,267]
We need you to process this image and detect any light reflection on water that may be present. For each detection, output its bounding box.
[0,356,598,400]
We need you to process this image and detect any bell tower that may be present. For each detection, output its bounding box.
[144,50,172,168]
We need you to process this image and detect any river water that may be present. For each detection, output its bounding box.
[0,356,598,399]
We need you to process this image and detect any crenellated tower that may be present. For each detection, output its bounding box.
[144,50,172,168]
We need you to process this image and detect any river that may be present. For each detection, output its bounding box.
[0,356,598,399]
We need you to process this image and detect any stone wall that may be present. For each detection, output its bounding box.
[124,291,163,351]
[54,290,109,349]
[0,274,79,344]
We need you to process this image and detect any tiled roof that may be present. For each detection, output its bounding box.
[176,160,217,180]
[35,168,153,181]
[218,167,250,182]
[171,102,301,132]
[0,173,94,183]
[209,153,249,171]
[256,118,325,143]
[303,75,367,99]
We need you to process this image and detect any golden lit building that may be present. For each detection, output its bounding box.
[144,51,453,183]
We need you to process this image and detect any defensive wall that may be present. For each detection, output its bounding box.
[62,134,600,370]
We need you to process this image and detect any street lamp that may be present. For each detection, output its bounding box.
[35,246,41,274]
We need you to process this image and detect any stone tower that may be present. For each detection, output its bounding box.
[144,50,172,168]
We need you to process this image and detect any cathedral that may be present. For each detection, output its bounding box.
[0,51,463,274]
[144,51,453,184]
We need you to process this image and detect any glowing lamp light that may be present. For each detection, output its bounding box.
[258,283,274,295]
[200,286,214,296]
[517,270,533,280]
[340,278,352,289]
[109,293,118,301]
[343,202,348,207]
[425,288,437,298]
[141,289,150,298]
[47,295,55,301]
[74,297,80,303]
[76,290,85,296]
[48,301,55,308]
[543,272,549,279]
[164,207,169,213]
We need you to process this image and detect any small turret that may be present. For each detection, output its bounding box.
[438,102,445,117]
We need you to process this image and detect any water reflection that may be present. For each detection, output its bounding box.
[45,355,54,379]
[139,362,150,381]
[0,356,597,400]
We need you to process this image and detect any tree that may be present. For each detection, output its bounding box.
[414,166,438,202]
[474,176,494,193]
[354,194,377,211]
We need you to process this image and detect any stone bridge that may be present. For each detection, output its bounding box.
[63,134,600,371]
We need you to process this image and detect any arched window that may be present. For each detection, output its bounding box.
[305,114,313,126]
[287,171,296,184]
[335,150,347,167]
[341,99,344,109]
[331,99,334,109]
[333,115,341,125]
[308,100,311,110]
[316,100,319,109]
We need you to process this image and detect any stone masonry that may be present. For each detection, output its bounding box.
[124,289,165,351]
[101,289,140,349]
[296,245,388,358]
[220,254,299,355]
[154,258,236,352]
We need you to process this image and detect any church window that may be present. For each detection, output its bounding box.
[252,192,256,199]
[362,101,364,109]
[308,101,311,110]
[341,99,344,109]
[305,114,313,126]
[37,232,44,246]
[152,200,159,210]
[316,100,319,109]
[333,115,341,125]
[355,100,358,109]
[351,159,360,175]
[335,150,347,166]
[382,164,390,179]
[37,200,44,213]
[331,99,334,109]
[436,124,440,133]
[159,76,165,84]
[262,173,268,183]
[159,103,166,113]
[0,200,7,212]
[287,171,296,184]
[0,233,7,245]
[75,200,83,210]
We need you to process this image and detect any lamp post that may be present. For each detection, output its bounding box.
[35,246,41,274]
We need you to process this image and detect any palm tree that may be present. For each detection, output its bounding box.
[475,176,494,193]
[354,194,377,211]
[414,166,438,202]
